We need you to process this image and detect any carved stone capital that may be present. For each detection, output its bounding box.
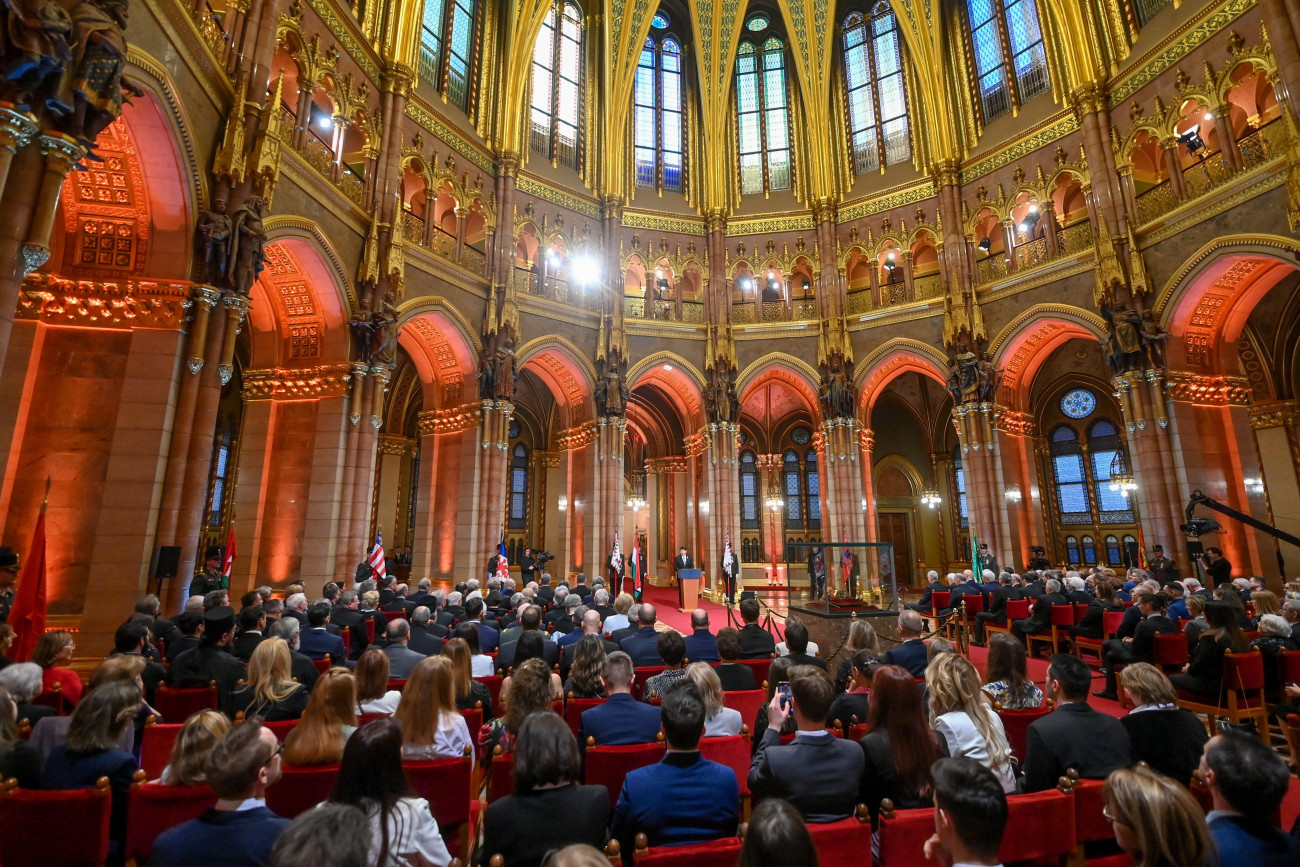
[1164,371,1252,406]
[242,362,355,400]
[38,133,86,176]
[192,286,223,310]
[1249,399,1298,430]
[16,273,193,329]
[645,456,688,473]
[417,403,482,435]
[0,105,38,153]
[557,422,598,451]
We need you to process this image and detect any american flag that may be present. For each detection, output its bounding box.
[369,532,387,581]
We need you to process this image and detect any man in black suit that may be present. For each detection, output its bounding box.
[167,607,248,714]
[1201,546,1232,586]
[407,606,447,655]
[462,597,500,650]
[383,584,417,618]
[533,574,555,608]
[330,591,370,660]
[673,547,693,575]
[945,571,984,614]
[908,571,947,613]
[558,610,619,680]
[714,628,758,690]
[134,595,181,652]
[683,609,719,663]
[232,605,266,663]
[437,591,465,627]
[520,548,537,584]
[298,602,348,662]
[267,618,318,690]
[496,605,559,671]
[406,578,432,606]
[619,604,664,667]
[781,621,826,670]
[1113,586,1154,641]
[1021,573,1046,600]
[1012,578,1068,642]
[609,603,644,646]
[111,619,169,703]
[973,573,1022,645]
[381,619,427,680]
[166,611,203,663]
[1093,591,1178,700]
[881,610,928,677]
[737,597,776,659]
[590,587,615,623]
[1023,655,1131,792]
[579,652,662,747]
[748,665,865,822]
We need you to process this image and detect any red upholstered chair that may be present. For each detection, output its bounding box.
[358,712,390,725]
[486,745,515,804]
[736,658,773,686]
[950,592,985,641]
[721,689,766,728]
[154,682,218,721]
[1176,650,1269,739]
[365,619,375,644]
[339,626,351,655]
[996,701,1054,761]
[140,716,185,779]
[847,722,868,740]
[986,599,1031,640]
[458,705,483,736]
[920,591,952,635]
[1000,785,1077,864]
[875,801,935,867]
[1271,649,1300,703]
[698,732,752,805]
[405,753,473,858]
[0,776,111,867]
[32,682,71,716]
[1065,773,1127,865]
[475,675,503,709]
[1118,633,1190,709]
[1074,610,1126,666]
[387,679,409,693]
[583,737,666,811]
[633,666,667,700]
[806,805,873,865]
[263,719,299,741]
[383,611,404,624]
[1027,605,1077,657]
[564,695,606,735]
[265,763,341,818]
[313,655,333,674]
[631,834,743,866]
[124,772,217,863]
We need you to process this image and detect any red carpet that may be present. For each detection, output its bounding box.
[638,582,780,638]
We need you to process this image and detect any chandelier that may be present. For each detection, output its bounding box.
[765,494,785,512]
[920,486,942,509]
[1108,450,1137,498]
[626,497,647,512]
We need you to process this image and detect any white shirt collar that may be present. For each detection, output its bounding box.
[1129,702,1177,714]
[235,797,266,812]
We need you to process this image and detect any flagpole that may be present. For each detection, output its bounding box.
[41,476,49,515]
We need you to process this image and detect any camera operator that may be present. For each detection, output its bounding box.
[520,548,537,583]
[1197,547,1232,586]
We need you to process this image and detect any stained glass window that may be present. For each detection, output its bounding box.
[746,14,769,32]
[419,0,476,111]
[1105,535,1122,565]
[966,0,1049,123]
[634,35,684,192]
[736,37,791,194]
[740,451,758,529]
[806,450,821,528]
[1089,419,1134,523]
[207,434,231,527]
[531,1,583,169]
[651,11,669,28]
[1050,425,1091,525]
[784,450,802,523]
[1081,535,1097,564]
[842,4,910,175]
[509,443,529,529]
[1060,388,1096,419]
[953,448,969,530]
[1065,535,1080,564]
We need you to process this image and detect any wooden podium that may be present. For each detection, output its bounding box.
[677,569,702,611]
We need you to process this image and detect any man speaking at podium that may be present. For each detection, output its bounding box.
[675,547,698,609]
[674,547,693,574]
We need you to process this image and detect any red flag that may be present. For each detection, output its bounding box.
[9,509,48,662]
[221,527,237,579]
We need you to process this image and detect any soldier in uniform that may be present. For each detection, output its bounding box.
[0,547,18,624]
[1148,545,1179,583]
[1027,546,1050,572]
[188,547,227,598]
[977,543,1000,576]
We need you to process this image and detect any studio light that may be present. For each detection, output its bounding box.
[977,237,991,253]
[572,254,600,286]
[1178,125,1206,155]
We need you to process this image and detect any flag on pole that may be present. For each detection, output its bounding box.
[630,542,643,602]
[609,534,623,579]
[722,536,736,601]
[1136,526,1149,570]
[841,546,853,588]
[10,483,49,663]
[970,532,982,583]
[221,527,237,580]
[369,531,387,581]
[496,533,510,582]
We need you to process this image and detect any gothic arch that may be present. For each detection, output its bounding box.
[1153,234,1300,324]
[855,339,949,418]
[264,216,360,311]
[516,335,597,426]
[398,309,480,407]
[627,352,707,435]
[626,351,708,393]
[990,306,1107,413]
[246,234,352,368]
[736,352,821,399]
[126,47,206,220]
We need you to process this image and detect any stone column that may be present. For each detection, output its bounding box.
[953,404,1005,560]
[293,79,317,150]
[1260,0,1300,123]
[1112,371,1185,571]
[474,400,514,563]
[558,423,596,577]
[374,435,416,547]
[703,423,740,599]
[1040,200,1061,253]
[414,405,479,577]
[1249,400,1300,577]
[991,409,1045,569]
[1162,139,1188,199]
[820,419,868,596]
[1213,104,1244,173]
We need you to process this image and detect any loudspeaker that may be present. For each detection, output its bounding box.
[740,590,757,601]
[151,545,181,578]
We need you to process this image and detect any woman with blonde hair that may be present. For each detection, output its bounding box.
[834,619,880,693]
[395,656,473,762]
[1116,663,1206,785]
[441,637,493,717]
[1102,765,1215,867]
[685,662,742,736]
[283,668,358,766]
[229,638,309,722]
[355,649,402,716]
[31,630,82,707]
[926,652,1016,793]
[159,710,231,786]
[562,634,606,699]
[1250,589,1281,623]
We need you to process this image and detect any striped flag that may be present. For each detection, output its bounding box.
[609,534,623,579]
[496,533,510,581]
[630,542,642,601]
[1136,526,1149,570]
[369,532,387,581]
[221,527,236,580]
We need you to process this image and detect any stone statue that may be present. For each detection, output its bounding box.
[227,197,267,296]
[493,336,516,399]
[1101,300,1144,374]
[476,333,496,398]
[705,370,735,424]
[1,0,72,109]
[1138,310,1169,370]
[369,291,398,366]
[947,348,980,404]
[349,299,374,362]
[976,352,1001,403]
[194,198,232,287]
[819,357,856,419]
[64,0,140,148]
[595,359,626,417]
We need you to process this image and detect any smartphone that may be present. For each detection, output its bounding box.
[777,681,793,710]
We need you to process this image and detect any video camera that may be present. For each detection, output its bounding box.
[534,550,554,567]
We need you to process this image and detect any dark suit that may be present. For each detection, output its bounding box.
[1022,581,1046,600]
[620,627,664,667]
[610,752,740,859]
[467,620,500,651]
[673,555,694,574]
[909,581,946,612]
[166,645,247,714]
[496,633,559,672]
[881,638,928,678]
[330,606,370,659]
[738,624,776,659]
[232,631,264,663]
[149,806,289,867]
[298,627,347,662]
[683,629,719,663]
[150,617,182,651]
[1012,592,1068,639]
[1100,614,1179,694]
[609,623,640,646]
[975,584,1023,642]
[1114,604,1144,640]
[407,625,446,657]
[382,643,427,680]
[784,652,826,671]
[579,693,662,746]
[1208,814,1300,867]
[536,586,555,607]
[384,598,416,618]
[748,729,865,822]
[165,634,201,664]
[288,650,318,691]
[716,663,758,691]
[1022,702,1131,792]
[1120,706,1207,784]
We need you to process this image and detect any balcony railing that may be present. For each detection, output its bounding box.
[976,255,1009,285]
[401,210,424,246]
[732,303,755,324]
[846,289,873,315]
[913,273,943,300]
[520,270,602,312]
[1058,222,1093,255]
[461,246,486,276]
[1136,182,1179,225]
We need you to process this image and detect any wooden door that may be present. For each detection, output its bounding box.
[877,512,914,588]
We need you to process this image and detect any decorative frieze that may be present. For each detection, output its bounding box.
[993,408,1034,436]
[378,434,417,457]
[1164,371,1252,406]
[416,403,482,435]
[1249,400,1298,430]
[683,432,708,457]
[17,273,193,329]
[645,456,688,473]
[243,362,354,400]
[556,422,597,451]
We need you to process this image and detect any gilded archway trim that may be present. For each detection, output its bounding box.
[1151,233,1300,325]
[264,216,359,312]
[987,304,1105,360]
[855,338,949,389]
[397,296,484,354]
[516,334,599,389]
[872,453,923,494]
[126,47,206,222]
[736,352,821,397]
[626,351,708,393]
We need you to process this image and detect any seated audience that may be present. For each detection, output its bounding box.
[714,628,758,691]
[1094,591,1178,700]
[502,631,563,702]
[269,803,370,867]
[479,712,609,867]
[394,656,473,761]
[442,637,494,717]
[1012,578,1069,644]
[683,609,720,662]
[611,682,740,859]
[882,610,928,677]
[1022,654,1130,792]
[159,710,231,786]
[619,604,665,666]
[1068,580,1123,640]
[980,633,1043,710]
[484,658,555,754]
[150,721,290,867]
[327,719,451,867]
[42,680,141,860]
[0,623,16,670]
[228,638,310,722]
[643,630,688,699]
[781,621,827,671]
[283,668,358,766]
[602,593,634,635]
[451,620,495,677]
[380,619,426,680]
[0,661,53,726]
[751,656,798,749]
[858,664,946,820]
[926,652,1016,793]
[354,648,402,716]
[299,602,348,662]
[31,629,83,707]
[826,649,873,732]
[0,684,41,788]
[267,617,319,691]
[1183,594,1209,646]
[1250,590,1281,625]
[168,606,248,713]
[1102,764,1215,867]
[923,757,1008,867]
[1250,613,1296,695]
[738,597,777,659]
[685,662,742,736]
[111,618,168,702]
[232,605,266,662]
[1170,601,1249,699]
[738,798,819,867]
[834,620,880,693]
[579,651,661,747]
[1199,731,1300,865]
[562,634,607,699]
[1117,663,1207,786]
[748,665,864,822]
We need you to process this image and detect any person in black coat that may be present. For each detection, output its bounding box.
[714,628,758,691]
[908,571,947,613]
[1117,662,1208,785]
[974,574,1023,645]
[167,608,248,714]
[1011,579,1068,642]
[330,592,370,660]
[1022,655,1131,793]
[1069,582,1123,641]
[407,607,448,656]
[1201,547,1232,586]
[881,610,929,678]
[619,605,665,667]
[1170,601,1249,699]
[1094,592,1179,700]
[737,598,776,659]
[231,605,266,663]
[826,650,872,732]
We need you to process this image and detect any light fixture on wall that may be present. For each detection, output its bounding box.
[1244,476,1265,495]
[1004,486,1023,503]
[1017,204,1040,234]
[557,495,568,512]
[921,486,942,509]
[883,252,896,273]
[1108,450,1138,498]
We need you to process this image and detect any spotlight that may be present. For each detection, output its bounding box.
[317,114,332,129]
[571,254,600,286]
[1178,125,1206,155]
[977,237,991,253]
[741,278,752,291]
[1180,517,1222,537]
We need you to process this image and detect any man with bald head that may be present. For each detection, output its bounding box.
[683,609,719,662]
[620,603,664,666]
[558,609,619,679]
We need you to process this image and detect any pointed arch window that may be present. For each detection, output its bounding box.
[783,450,803,524]
[530,1,583,169]
[842,3,910,174]
[1087,419,1134,523]
[1105,534,1122,566]
[1065,535,1080,564]
[419,0,477,110]
[952,448,969,529]
[736,37,791,195]
[805,450,821,529]
[1081,535,1097,565]
[509,443,529,529]
[634,35,684,192]
[740,450,759,529]
[1049,425,1090,525]
[967,0,1049,123]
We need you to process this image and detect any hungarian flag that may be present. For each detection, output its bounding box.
[970,532,982,583]
[630,543,643,601]
[9,507,48,663]
[221,527,236,580]
[496,533,510,581]
[369,531,387,581]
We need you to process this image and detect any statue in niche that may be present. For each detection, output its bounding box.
[1139,310,1169,370]
[1100,299,1144,373]
[227,196,267,296]
[975,351,1001,403]
[595,357,627,418]
[476,333,497,398]
[820,356,856,419]
[369,291,399,366]
[63,0,141,149]
[349,299,374,362]
[492,336,516,399]
[194,197,232,287]
[946,346,980,404]
[0,0,72,110]
[705,370,735,424]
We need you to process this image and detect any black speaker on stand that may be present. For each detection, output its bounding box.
[151,545,181,599]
